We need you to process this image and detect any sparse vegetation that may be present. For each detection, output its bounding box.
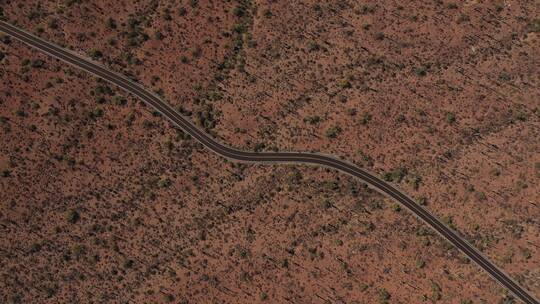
[383,167,408,183]
[378,288,391,303]
[445,111,456,124]
[325,125,342,138]
[303,115,320,125]
[89,49,103,60]
[0,1,537,303]
[360,113,372,125]
[66,210,80,224]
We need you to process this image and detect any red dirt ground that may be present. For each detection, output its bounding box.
[1,1,539,303]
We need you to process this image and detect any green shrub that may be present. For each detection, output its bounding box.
[325,125,342,138]
[106,18,117,29]
[48,19,59,29]
[30,59,45,69]
[113,95,127,106]
[531,19,540,32]
[233,6,245,17]
[158,177,171,188]
[445,111,456,124]
[15,109,27,117]
[383,167,407,182]
[66,210,80,223]
[303,115,320,125]
[191,46,202,58]
[431,282,442,301]
[123,259,134,269]
[457,14,470,23]
[90,49,103,60]
[410,175,422,190]
[378,288,390,302]
[514,110,527,121]
[90,108,104,119]
[413,65,428,76]
[360,113,372,125]
[164,294,174,302]
[263,9,273,18]
[308,41,320,52]
[338,79,352,89]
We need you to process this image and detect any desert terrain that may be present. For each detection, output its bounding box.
[0,1,539,303]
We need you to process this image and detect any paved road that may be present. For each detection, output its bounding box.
[1,20,537,304]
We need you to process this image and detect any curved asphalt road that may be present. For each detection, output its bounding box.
[1,21,537,304]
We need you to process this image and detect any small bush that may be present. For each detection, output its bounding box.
[106,18,117,29]
[48,19,59,29]
[191,46,202,58]
[445,111,456,124]
[263,9,273,18]
[90,49,103,60]
[431,282,442,301]
[378,288,390,302]
[303,115,320,125]
[158,177,171,188]
[307,41,320,52]
[90,108,104,119]
[16,109,27,117]
[338,79,352,89]
[360,113,372,125]
[66,210,80,224]
[233,6,245,17]
[531,19,540,32]
[413,65,428,76]
[113,95,127,106]
[0,34,11,44]
[514,110,527,121]
[123,259,134,269]
[457,14,470,23]
[357,5,375,15]
[164,294,174,302]
[154,31,164,40]
[383,167,407,183]
[325,125,342,138]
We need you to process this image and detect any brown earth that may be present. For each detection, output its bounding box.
[0,1,539,303]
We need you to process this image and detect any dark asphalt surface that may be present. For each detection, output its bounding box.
[1,20,537,304]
